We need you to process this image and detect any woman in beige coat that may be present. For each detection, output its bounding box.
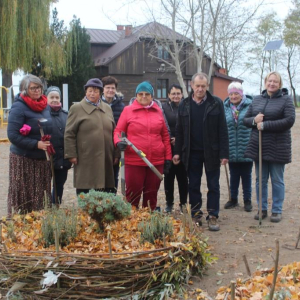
[64,78,116,195]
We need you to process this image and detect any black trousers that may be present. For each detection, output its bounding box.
[164,161,188,207]
[52,167,69,204]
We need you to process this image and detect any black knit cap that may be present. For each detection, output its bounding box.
[84,78,103,92]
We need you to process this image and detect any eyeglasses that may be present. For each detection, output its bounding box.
[170,92,182,96]
[137,92,152,97]
[29,86,42,92]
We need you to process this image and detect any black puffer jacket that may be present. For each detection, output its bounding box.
[174,91,229,171]
[162,100,179,138]
[102,94,125,125]
[243,88,295,164]
[7,94,52,159]
[50,108,72,170]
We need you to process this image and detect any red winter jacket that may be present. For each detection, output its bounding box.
[114,99,172,166]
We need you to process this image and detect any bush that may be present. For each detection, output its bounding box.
[138,211,173,244]
[41,206,77,248]
[78,190,131,230]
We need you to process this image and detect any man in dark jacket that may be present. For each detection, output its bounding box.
[173,72,229,231]
[101,76,125,190]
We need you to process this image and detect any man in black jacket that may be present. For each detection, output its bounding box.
[173,73,229,231]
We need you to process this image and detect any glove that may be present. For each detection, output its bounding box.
[117,141,128,151]
[163,160,172,175]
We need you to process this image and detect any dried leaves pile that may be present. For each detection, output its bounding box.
[1,208,184,255]
[216,262,300,299]
[0,208,213,299]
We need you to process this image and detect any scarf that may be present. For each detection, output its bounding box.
[85,97,100,107]
[230,96,246,124]
[49,103,62,112]
[21,94,48,112]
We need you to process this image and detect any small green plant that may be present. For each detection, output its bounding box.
[41,206,77,248]
[138,211,173,244]
[78,190,131,230]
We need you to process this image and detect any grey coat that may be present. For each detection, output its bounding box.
[64,99,115,189]
[243,89,295,164]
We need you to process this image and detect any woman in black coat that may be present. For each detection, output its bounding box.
[7,74,52,215]
[46,86,71,204]
[244,71,295,222]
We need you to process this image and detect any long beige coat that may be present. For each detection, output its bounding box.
[64,99,115,189]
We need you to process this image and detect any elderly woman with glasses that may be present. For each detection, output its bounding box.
[64,78,117,195]
[7,74,52,216]
[114,81,172,210]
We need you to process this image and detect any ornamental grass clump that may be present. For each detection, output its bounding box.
[138,211,173,244]
[78,190,131,230]
[41,206,77,248]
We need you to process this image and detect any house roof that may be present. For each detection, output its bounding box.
[214,71,243,83]
[86,28,124,44]
[88,22,190,67]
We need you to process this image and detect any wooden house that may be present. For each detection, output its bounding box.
[86,22,241,102]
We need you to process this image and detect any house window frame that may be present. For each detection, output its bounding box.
[157,45,169,60]
[157,79,168,99]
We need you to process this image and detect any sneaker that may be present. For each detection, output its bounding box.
[254,210,268,220]
[207,216,220,231]
[270,213,282,223]
[244,201,253,212]
[164,205,173,213]
[224,199,238,209]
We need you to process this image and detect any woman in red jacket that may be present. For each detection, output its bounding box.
[114,81,172,210]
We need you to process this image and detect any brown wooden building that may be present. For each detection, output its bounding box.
[86,22,241,102]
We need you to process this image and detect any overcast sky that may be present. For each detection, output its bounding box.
[52,0,291,30]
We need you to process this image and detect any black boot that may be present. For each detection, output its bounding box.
[224,199,238,209]
[244,200,253,212]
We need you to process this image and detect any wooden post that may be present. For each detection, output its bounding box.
[230,280,235,300]
[269,240,279,300]
[108,232,113,258]
[243,255,251,277]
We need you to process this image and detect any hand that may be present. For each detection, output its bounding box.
[164,160,172,175]
[69,157,78,165]
[170,137,175,146]
[254,113,264,124]
[117,141,128,151]
[220,159,228,165]
[113,158,119,165]
[173,155,180,165]
[257,122,264,131]
[37,141,50,151]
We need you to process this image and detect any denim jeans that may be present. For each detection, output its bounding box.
[188,151,220,218]
[255,161,285,213]
[229,162,253,202]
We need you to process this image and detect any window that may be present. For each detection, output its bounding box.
[157,45,169,60]
[157,79,168,99]
[186,80,192,93]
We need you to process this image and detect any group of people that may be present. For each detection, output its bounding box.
[7,71,295,231]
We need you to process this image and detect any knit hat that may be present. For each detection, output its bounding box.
[84,78,103,91]
[46,86,61,97]
[228,82,243,97]
[135,81,154,96]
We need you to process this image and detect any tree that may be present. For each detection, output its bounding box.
[282,0,300,106]
[47,16,96,107]
[0,0,70,106]
[246,13,282,92]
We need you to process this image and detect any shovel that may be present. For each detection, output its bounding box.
[118,133,163,181]
[258,130,263,225]
[120,132,126,196]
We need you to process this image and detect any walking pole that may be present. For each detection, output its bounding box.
[120,132,126,196]
[258,130,263,226]
[224,164,231,202]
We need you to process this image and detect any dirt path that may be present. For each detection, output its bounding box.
[0,113,300,298]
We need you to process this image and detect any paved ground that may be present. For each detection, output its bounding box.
[1,112,300,297]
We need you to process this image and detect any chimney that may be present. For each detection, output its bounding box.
[219,68,227,75]
[125,25,132,36]
[117,25,124,31]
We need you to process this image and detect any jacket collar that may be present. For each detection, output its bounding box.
[261,88,288,99]
[80,98,106,114]
[131,99,161,112]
